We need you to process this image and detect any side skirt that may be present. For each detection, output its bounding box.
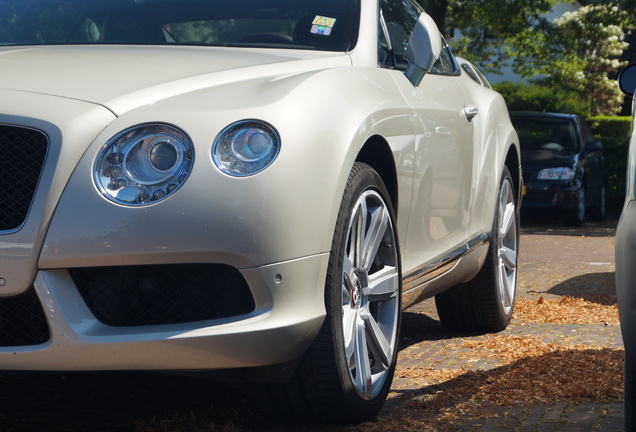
[401,232,490,309]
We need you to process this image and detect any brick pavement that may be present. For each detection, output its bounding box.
[382,216,623,431]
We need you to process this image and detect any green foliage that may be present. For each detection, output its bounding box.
[445,0,559,75]
[416,0,449,33]
[589,116,633,137]
[543,5,630,116]
[493,81,591,117]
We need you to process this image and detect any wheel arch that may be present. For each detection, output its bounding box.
[355,135,399,215]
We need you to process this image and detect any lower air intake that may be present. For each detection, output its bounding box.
[70,264,255,327]
[0,289,50,346]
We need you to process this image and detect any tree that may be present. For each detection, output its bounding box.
[493,81,591,117]
[541,4,630,115]
[448,0,559,75]
[416,0,632,116]
[417,0,449,34]
[417,0,560,75]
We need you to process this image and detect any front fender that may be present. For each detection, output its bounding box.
[40,67,414,271]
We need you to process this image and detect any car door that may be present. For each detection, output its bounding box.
[379,0,476,271]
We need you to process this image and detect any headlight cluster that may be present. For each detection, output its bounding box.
[537,167,575,181]
[94,124,193,206]
[94,120,280,206]
[212,120,280,177]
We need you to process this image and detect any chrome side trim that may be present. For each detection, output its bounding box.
[402,232,491,292]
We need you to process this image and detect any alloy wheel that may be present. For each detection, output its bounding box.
[496,177,517,314]
[341,189,400,399]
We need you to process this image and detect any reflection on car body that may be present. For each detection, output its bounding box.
[510,111,606,226]
[0,0,521,423]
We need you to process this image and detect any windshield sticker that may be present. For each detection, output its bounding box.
[311,16,336,36]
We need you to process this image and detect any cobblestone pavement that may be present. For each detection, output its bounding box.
[385,214,623,431]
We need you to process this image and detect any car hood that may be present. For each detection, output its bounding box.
[0,45,352,116]
[521,149,579,172]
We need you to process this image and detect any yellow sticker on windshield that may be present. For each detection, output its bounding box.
[311,16,336,36]
[312,16,336,27]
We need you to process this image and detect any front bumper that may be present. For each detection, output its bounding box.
[0,86,345,374]
[521,180,580,211]
[0,253,328,371]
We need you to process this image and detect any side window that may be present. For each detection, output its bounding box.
[379,0,458,76]
[429,38,460,76]
[378,11,393,68]
[577,117,594,145]
[461,63,481,84]
[473,62,493,88]
[378,0,421,70]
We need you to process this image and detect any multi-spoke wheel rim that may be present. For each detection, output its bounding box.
[341,189,399,400]
[497,178,518,315]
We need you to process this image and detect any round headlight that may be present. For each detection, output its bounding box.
[213,120,280,176]
[94,124,194,206]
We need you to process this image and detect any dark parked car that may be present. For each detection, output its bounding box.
[510,111,606,226]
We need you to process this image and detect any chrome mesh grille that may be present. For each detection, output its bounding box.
[0,289,50,346]
[70,264,256,327]
[0,125,48,232]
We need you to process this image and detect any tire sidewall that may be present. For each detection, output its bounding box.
[326,163,401,418]
[490,165,519,327]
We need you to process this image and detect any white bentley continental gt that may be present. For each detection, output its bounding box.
[0,0,521,423]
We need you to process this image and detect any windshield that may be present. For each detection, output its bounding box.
[0,0,359,51]
[512,117,579,152]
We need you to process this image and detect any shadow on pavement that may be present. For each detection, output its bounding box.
[520,211,618,237]
[546,272,616,303]
[399,310,484,351]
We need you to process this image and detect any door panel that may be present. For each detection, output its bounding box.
[394,72,475,272]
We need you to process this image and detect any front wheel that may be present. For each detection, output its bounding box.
[274,162,401,424]
[435,165,519,332]
[565,184,586,226]
[588,184,606,222]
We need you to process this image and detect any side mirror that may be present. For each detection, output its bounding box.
[619,63,636,97]
[404,13,442,86]
[585,140,603,153]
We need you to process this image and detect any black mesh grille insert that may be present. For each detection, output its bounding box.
[0,289,50,346]
[0,125,48,232]
[70,264,256,327]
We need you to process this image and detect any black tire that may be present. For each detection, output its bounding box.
[435,165,519,333]
[272,162,401,424]
[565,184,586,227]
[588,184,606,222]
